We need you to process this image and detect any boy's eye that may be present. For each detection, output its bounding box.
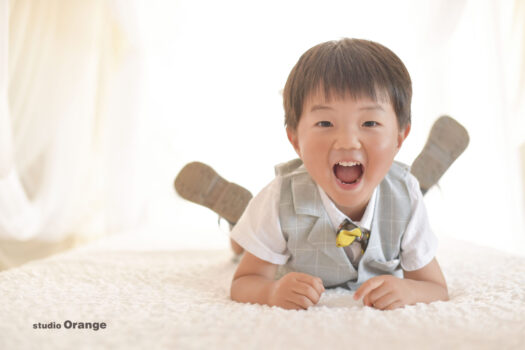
[316,121,333,127]
[363,121,379,127]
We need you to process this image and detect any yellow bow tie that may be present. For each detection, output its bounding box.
[335,219,370,249]
[336,226,363,247]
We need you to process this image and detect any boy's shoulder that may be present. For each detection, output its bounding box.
[383,161,420,202]
[389,160,410,179]
[274,158,305,177]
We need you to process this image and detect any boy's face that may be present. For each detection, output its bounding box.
[287,93,410,221]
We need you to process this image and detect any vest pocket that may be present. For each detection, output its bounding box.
[368,258,400,273]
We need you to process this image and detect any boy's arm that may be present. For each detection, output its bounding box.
[231,251,325,310]
[353,258,448,310]
[403,257,449,303]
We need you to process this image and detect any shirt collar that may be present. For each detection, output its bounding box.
[317,184,377,231]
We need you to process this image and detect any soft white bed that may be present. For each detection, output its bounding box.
[1,231,524,350]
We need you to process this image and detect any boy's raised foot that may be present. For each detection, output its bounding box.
[174,161,252,255]
[411,116,469,194]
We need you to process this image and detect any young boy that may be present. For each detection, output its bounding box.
[175,38,468,311]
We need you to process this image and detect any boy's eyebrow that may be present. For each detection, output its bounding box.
[359,104,385,111]
[310,103,385,112]
[310,105,334,112]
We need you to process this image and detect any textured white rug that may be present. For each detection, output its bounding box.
[1,233,524,349]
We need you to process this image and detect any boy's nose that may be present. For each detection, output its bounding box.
[334,129,361,150]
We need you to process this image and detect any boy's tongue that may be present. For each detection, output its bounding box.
[334,164,361,184]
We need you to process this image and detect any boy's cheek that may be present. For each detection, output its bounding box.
[370,137,399,160]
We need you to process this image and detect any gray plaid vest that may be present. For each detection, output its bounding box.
[276,159,412,290]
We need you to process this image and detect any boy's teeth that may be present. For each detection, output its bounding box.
[338,161,360,167]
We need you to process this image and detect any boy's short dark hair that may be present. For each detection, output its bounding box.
[283,38,412,130]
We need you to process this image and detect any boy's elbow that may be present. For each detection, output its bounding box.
[436,278,449,301]
[429,281,449,302]
[229,276,252,303]
[440,284,449,302]
[230,278,241,302]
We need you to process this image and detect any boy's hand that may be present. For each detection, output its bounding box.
[268,272,325,310]
[353,259,449,310]
[353,275,413,310]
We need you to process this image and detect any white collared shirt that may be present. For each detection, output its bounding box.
[317,184,376,232]
[230,172,437,271]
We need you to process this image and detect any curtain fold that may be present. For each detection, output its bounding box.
[0,0,145,261]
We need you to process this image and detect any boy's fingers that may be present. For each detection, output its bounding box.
[286,292,314,310]
[384,300,404,311]
[292,283,322,304]
[371,292,398,310]
[354,276,385,300]
[294,272,321,284]
[282,300,304,310]
[366,284,391,305]
[295,273,325,294]
[317,280,325,294]
[311,278,325,295]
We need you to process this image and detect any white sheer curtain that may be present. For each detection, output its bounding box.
[0,0,145,267]
[416,0,525,252]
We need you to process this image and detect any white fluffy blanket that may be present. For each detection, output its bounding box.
[1,233,524,349]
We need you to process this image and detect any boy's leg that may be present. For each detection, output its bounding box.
[410,116,469,194]
[174,162,251,255]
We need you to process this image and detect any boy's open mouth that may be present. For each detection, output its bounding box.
[333,161,363,185]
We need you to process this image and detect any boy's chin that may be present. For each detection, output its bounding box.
[329,192,370,215]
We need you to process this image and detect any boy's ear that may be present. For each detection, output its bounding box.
[397,123,411,149]
[286,127,301,156]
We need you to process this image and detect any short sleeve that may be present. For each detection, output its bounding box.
[230,176,290,265]
[400,173,439,271]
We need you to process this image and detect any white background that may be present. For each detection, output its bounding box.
[132,0,525,254]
